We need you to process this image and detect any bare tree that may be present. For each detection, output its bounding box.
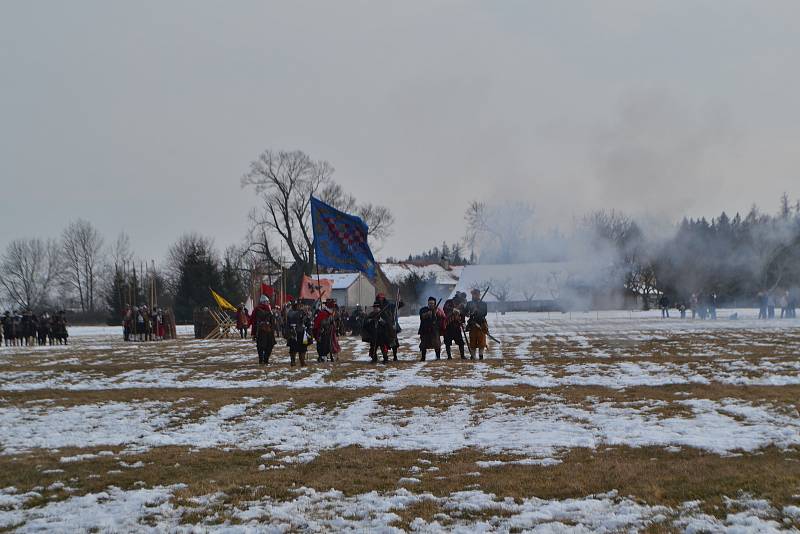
[241,149,395,272]
[547,271,568,300]
[488,277,512,303]
[516,276,538,311]
[108,232,134,270]
[0,238,60,310]
[61,219,105,312]
[241,150,335,271]
[464,200,535,263]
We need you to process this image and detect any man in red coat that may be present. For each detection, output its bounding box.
[235,304,250,339]
[313,298,340,362]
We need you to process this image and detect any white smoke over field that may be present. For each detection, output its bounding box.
[464,192,800,310]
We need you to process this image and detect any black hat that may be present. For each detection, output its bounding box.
[427,296,437,302]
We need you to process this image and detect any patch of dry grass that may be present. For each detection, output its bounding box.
[2,444,799,526]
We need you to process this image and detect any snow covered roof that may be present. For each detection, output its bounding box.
[379,263,461,286]
[452,261,609,302]
[318,272,361,290]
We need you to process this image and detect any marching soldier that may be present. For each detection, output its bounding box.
[374,293,403,360]
[52,311,68,345]
[122,305,133,341]
[313,298,340,362]
[252,295,276,364]
[350,306,365,337]
[418,296,445,361]
[465,288,489,359]
[364,300,392,363]
[285,300,312,367]
[37,312,50,346]
[443,292,467,360]
[3,311,16,346]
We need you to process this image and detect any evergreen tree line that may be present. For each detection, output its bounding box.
[386,241,471,265]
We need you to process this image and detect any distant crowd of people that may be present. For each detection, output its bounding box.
[657,289,798,320]
[757,289,798,319]
[121,305,175,341]
[1,310,69,346]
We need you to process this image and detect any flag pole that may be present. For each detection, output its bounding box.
[311,195,323,309]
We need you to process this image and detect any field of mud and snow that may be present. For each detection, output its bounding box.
[1,309,799,532]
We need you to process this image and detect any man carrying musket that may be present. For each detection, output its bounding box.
[252,295,276,365]
[443,292,467,360]
[285,300,311,367]
[465,288,489,360]
[364,300,391,363]
[418,296,445,361]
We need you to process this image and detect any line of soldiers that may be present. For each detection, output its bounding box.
[248,288,491,366]
[249,295,319,366]
[122,305,174,341]
[1,310,69,346]
[418,289,488,361]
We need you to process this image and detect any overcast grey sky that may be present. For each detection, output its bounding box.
[1,1,799,262]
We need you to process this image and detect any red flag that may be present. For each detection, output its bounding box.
[299,275,332,300]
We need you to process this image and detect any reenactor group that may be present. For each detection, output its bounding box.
[247,287,492,367]
[1,310,69,346]
[122,305,174,341]
[247,296,341,367]
[418,288,489,361]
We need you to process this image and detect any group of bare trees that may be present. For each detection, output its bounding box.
[0,149,397,319]
[0,220,107,312]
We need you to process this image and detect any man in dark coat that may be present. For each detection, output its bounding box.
[252,295,276,364]
[37,312,50,346]
[443,292,467,360]
[659,295,670,318]
[364,300,394,363]
[350,306,364,337]
[418,296,445,361]
[285,300,311,367]
[3,311,16,346]
[374,293,403,360]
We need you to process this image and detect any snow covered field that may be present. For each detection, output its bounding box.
[1,311,799,531]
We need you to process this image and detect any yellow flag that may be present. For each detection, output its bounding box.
[210,288,237,312]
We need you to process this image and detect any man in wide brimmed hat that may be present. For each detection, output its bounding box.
[373,292,404,361]
[465,288,489,359]
[365,298,392,363]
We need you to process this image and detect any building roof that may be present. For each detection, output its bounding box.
[318,272,362,290]
[379,262,461,286]
[451,261,611,302]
